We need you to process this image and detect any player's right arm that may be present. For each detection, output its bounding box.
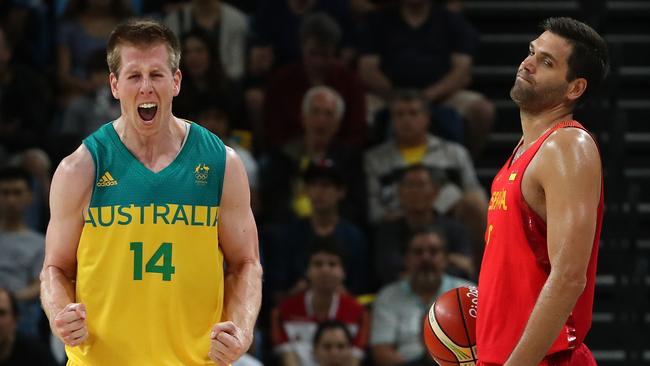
[40,144,95,346]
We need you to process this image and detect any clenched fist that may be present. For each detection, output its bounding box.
[52,303,88,346]
[208,321,252,366]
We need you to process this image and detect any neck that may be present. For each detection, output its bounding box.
[0,218,27,232]
[305,135,329,157]
[410,276,441,302]
[520,104,573,147]
[405,209,434,228]
[113,116,186,171]
[311,289,335,317]
[396,136,427,149]
[311,210,339,234]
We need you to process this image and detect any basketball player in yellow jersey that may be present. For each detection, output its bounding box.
[40,19,262,365]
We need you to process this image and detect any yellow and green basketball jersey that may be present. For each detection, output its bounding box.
[68,121,226,366]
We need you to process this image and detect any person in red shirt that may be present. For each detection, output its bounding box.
[477,17,609,366]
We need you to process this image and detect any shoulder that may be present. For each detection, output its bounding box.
[55,144,95,184]
[535,126,601,174]
[50,145,95,209]
[278,292,307,313]
[221,3,248,25]
[374,281,407,304]
[365,141,397,163]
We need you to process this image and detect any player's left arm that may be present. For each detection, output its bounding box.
[504,128,602,366]
[210,147,263,366]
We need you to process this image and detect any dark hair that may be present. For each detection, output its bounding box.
[107,18,181,76]
[405,225,448,254]
[398,164,445,187]
[0,288,19,319]
[313,320,353,347]
[0,166,33,191]
[180,28,226,81]
[390,89,428,110]
[300,12,342,47]
[308,236,345,264]
[541,17,609,102]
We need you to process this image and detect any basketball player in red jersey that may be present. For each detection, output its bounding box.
[476,18,609,366]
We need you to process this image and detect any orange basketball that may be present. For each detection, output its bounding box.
[423,286,478,366]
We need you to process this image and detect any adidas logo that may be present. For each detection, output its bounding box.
[97,171,118,187]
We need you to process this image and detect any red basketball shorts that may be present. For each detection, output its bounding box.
[477,343,597,366]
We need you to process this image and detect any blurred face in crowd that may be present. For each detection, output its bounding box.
[313,327,354,366]
[391,99,429,146]
[510,31,575,111]
[302,39,336,79]
[0,178,32,220]
[110,43,181,130]
[307,252,345,294]
[398,168,439,214]
[306,178,344,215]
[182,36,211,79]
[405,232,447,290]
[303,91,341,145]
[0,290,17,351]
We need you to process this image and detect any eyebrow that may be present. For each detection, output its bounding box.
[530,42,558,64]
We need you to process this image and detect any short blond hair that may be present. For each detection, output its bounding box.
[106,18,181,77]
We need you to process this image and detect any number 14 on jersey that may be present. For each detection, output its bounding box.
[130,242,176,281]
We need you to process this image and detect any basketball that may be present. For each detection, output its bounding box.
[423,286,478,366]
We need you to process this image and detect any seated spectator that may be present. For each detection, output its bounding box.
[174,28,246,130]
[163,0,249,81]
[0,288,56,365]
[372,164,474,289]
[60,49,121,140]
[370,227,473,366]
[265,160,369,301]
[263,12,366,149]
[359,0,494,157]
[260,86,366,224]
[364,90,487,228]
[246,0,356,144]
[56,0,131,102]
[0,167,46,338]
[313,320,356,366]
[0,26,52,154]
[271,240,369,366]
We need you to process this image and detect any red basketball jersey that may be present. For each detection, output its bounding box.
[477,121,603,364]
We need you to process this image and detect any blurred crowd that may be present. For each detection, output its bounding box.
[0,0,496,365]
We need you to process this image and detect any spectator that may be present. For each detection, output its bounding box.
[56,0,131,101]
[260,86,366,224]
[313,320,356,366]
[163,0,249,81]
[263,12,367,149]
[370,227,472,366]
[0,167,45,338]
[372,164,474,289]
[265,159,369,302]
[174,28,246,130]
[359,0,494,157]
[364,90,487,232]
[246,0,356,144]
[60,49,120,140]
[9,149,52,233]
[0,0,51,69]
[271,239,369,366]
[0,26,52,153]
[0,288,56,366]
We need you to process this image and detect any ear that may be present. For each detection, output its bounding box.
[173,69,182,97]
[567,77,587,102]
[109,72,119,99]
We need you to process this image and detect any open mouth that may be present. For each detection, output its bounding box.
[137,102,158,121]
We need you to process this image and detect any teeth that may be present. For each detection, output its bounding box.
[138,103,157,108]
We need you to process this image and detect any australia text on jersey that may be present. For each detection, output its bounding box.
[84,203,219,227]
